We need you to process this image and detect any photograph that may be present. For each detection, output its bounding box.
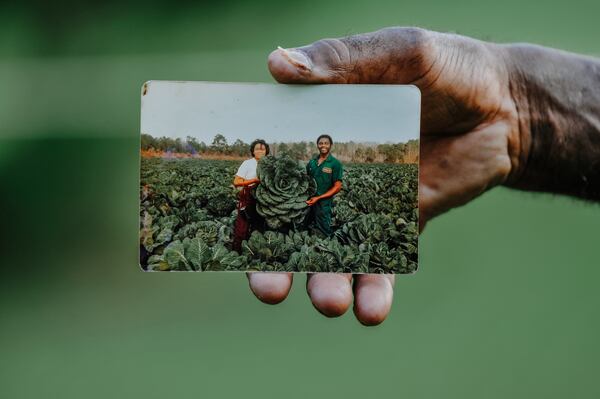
[139,81,420,273]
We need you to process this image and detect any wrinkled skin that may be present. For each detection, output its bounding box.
[247,27,525,326]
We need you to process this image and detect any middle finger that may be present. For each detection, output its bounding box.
[306,273,353,317]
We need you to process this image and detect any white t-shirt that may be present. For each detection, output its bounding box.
[236,158,258,180]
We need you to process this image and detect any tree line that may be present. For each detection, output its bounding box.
[141,133,419,163]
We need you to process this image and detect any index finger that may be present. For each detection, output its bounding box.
[247,272,293,304]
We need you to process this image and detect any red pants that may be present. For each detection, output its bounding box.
[232,187,261,253]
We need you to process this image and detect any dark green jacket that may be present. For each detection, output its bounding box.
[306,154,343,196]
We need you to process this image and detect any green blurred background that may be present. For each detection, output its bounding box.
[2,1,600,397]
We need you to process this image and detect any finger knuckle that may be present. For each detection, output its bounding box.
[379,26,431,50]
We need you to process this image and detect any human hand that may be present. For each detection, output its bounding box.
[247,27,526,326]
[245,178,260,188]
[305,196,319,206]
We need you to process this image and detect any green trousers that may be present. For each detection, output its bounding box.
[311,198,332,237]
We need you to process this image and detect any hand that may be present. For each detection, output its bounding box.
[244,178,260,188]
[247,27,525,326]
[305,196,319,206]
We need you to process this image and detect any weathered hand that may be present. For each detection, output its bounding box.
[247,27,525,326]
[305,197,319,206]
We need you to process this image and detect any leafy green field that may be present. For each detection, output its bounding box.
[140,157,418,273]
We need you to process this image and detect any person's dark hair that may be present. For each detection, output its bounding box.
[316,134,333,146]
[250,139,270,157]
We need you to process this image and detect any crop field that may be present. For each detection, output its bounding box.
[140,158,418,273]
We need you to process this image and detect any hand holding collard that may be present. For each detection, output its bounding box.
[252,26,600,325]
[253,27,520,325]
[141,25,600,325]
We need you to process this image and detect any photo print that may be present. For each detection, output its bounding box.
[140,81,420,273]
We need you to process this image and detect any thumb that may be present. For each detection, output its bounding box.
[267,27,434,84]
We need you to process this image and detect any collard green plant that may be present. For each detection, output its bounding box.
[205,188,237,217]
[334,214,400,246]
[242,230,295,266]
[254,155,316,229]
[139,211,178,252]
[241,229,319,271]
[286,238,370,273]
[148,238,247,271]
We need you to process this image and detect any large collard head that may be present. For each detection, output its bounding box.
[254,154,316,229]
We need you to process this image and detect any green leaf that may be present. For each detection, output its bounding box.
[184,237,210,271]
[163,240,191,271]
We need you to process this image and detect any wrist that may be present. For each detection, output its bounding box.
[503,44,559,190]
[497,43,536,189]
[499,43,600,199]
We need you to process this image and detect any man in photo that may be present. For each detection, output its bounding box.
[305,134,343,237]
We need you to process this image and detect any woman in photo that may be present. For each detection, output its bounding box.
[232,139,269,252]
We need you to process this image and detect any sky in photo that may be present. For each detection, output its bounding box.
[141,81,420,144]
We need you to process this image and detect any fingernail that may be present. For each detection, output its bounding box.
[277,46,312,71]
